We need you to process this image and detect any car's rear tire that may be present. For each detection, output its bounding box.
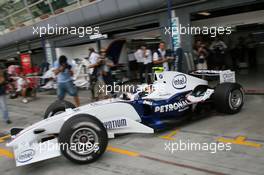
[44,100,76,119]
[213,83,244,114]
[58,114,108,164]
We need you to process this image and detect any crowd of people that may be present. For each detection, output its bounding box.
[193,35,257,71]
[129,41,175,84]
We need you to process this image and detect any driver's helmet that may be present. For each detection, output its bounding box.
[152,67,164,73]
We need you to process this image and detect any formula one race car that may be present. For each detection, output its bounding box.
[7,70,244,166]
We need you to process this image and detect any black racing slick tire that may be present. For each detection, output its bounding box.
[44,100,76,119]
[213,83,244,114]
[58,114,108,164]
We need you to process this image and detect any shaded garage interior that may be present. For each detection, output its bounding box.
[191,1,264,91]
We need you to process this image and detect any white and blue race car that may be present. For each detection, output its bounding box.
[7,70,244,166]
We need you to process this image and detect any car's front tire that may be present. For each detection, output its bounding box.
[58,114,108,164]
[44,100,76,119]
[213,83,244,114]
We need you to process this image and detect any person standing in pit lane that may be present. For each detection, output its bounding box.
[142,45,153,83]
[87,47,100,100]
[153,41,174,71]
[97,48,115,98]
[0,69,11,124]
[134,46,145,83]
[53,55,80,107]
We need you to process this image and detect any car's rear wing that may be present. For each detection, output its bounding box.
[190,70,236,83]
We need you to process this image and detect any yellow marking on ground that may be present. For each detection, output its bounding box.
[159,130,179,141]
[107,146,140,157]
[217,136,262,148]
[0,135,11,143]
[0,148,14,159]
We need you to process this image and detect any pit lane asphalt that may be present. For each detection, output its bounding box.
[0,90,264,175]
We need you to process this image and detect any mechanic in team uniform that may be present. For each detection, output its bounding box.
[142,45,153,83]
[127,49,137,81]
[134,47,145,83]
[134,45,153,83]
[153,41,174,71]
[53,55,80,107]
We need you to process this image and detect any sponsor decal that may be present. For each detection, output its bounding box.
[154,100,190,113]
[220,70,235,83]
[17,149,35,163]
[223,73,235,82]
[172,74,187,89]
[104,119,127,129]
[143,100,153,105]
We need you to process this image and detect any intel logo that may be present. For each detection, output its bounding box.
[172,74,187,89]
[223,73,233,80]
[17,149,35,163]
